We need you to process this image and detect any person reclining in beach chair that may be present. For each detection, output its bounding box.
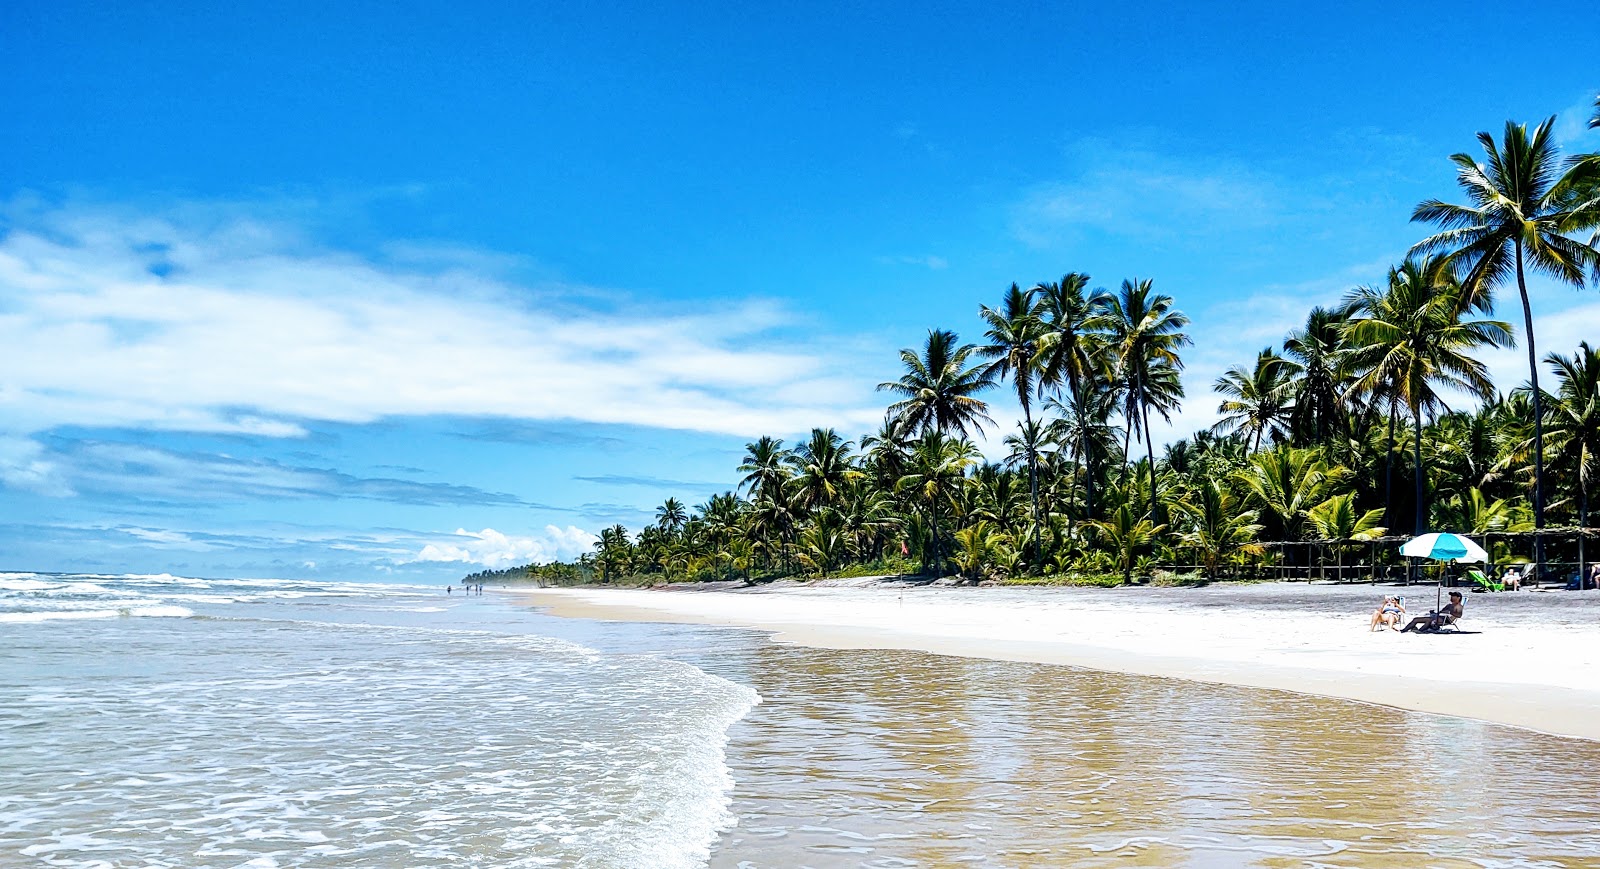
[1369,595,1406,631]
[1400,591,1464,633]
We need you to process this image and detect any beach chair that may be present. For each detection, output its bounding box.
[1466,569,1502,592]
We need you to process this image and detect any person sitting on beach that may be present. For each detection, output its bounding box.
[1400,592,1464,633]
[1369,596,1406,632]
[1500,566,1521,592]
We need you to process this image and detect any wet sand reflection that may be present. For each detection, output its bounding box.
[707,643,1600,867]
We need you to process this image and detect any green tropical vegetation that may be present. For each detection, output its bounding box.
[472,114,1600,589]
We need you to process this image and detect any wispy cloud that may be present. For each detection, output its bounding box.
[408,525,597,568]
[0,203,886,446]
[1012,139,1286,246]
[9,438,537,506]
[572,473,721,489]
[876,254,949,270]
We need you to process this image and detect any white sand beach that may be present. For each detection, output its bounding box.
[524,581,1600,741]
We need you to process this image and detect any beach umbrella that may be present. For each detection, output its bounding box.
[1399,532,1487,612]
[1399,532,1488,563]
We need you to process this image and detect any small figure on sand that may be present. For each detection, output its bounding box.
[447,585,453,595]
[1370,595,1406,631]
[1400,591,1464,633]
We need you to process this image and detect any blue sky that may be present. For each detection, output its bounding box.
[3,1,1597,580]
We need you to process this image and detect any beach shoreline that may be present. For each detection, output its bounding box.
[516,580,1600,742]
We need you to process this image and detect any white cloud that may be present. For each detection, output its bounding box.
[0,436,71,496]
[0,205,885,442]
[409,525,597,568]
[1012,140,1285,246]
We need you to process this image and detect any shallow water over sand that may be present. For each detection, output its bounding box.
[699,643,1600,867]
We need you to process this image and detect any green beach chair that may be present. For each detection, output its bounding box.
[1466,568,1502,592]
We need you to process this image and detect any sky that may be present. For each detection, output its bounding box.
[2,1,1597,581]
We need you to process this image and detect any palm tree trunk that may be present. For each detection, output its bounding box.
[1515,242,1547,580]
[1384,402,1397,529]
[1143,403,1157,520]
[1413,406,1425,535]
[1021,403,1039,574]
[930,500,941,578]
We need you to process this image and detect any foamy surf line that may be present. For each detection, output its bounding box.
[522,584,1600,742]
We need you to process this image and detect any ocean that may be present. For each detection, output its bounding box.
[4,573,1599,868]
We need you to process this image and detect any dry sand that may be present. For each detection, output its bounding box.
[517,579,1600,741]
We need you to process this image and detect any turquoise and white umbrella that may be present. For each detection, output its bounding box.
[1399,532,1488,563]
[1400,532,1488,613]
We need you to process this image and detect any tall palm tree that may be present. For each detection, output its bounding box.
[1411,118,1600,566]
[737,436,789,504]
[1103,278,1191,516]
[1343,257,1513,534]
[655,497,688,536]
[878,329,996,438]
[1035,273,1112,519]
[785,428,863,514]
[1592,94,1600,130]
[977,283,1047,563]
[1282,305,1353,446]
[1211,347,1292,452]
[1542,342,1600,579]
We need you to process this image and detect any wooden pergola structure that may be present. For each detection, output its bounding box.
[1243,527,1600,586]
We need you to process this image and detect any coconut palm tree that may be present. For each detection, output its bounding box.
[1036,273,1112,518]
[977,283,1048,561]
[879,329,996,438]
[1174,479,1263,579]
[1282,305,1354,446]
[655,497,688,536]
[1235,445,1346,542]
[1103,278,1191,516]
[785,428,863,514]
[1343,256,1513,534]
[738,436,788,502]
[1089,502,1165,585]
[896,431,978,576]
[1542,342,1600,579]
[1211,347,1292,452]
[1411,118,1600,565]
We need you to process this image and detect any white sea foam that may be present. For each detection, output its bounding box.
[0,578,760,868]
[0,605,195,623]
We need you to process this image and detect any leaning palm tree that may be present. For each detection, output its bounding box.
[976,283,1048,561]
[1343,256,1513,534]
[1211,347,1293,452]
[879,329,996,438]
[1102,278,1191,516]
[1592,94,1600,130]
[1411,118,1600,564]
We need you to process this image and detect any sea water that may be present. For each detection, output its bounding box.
[7,574,1600,868]
[0,574,756,868]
